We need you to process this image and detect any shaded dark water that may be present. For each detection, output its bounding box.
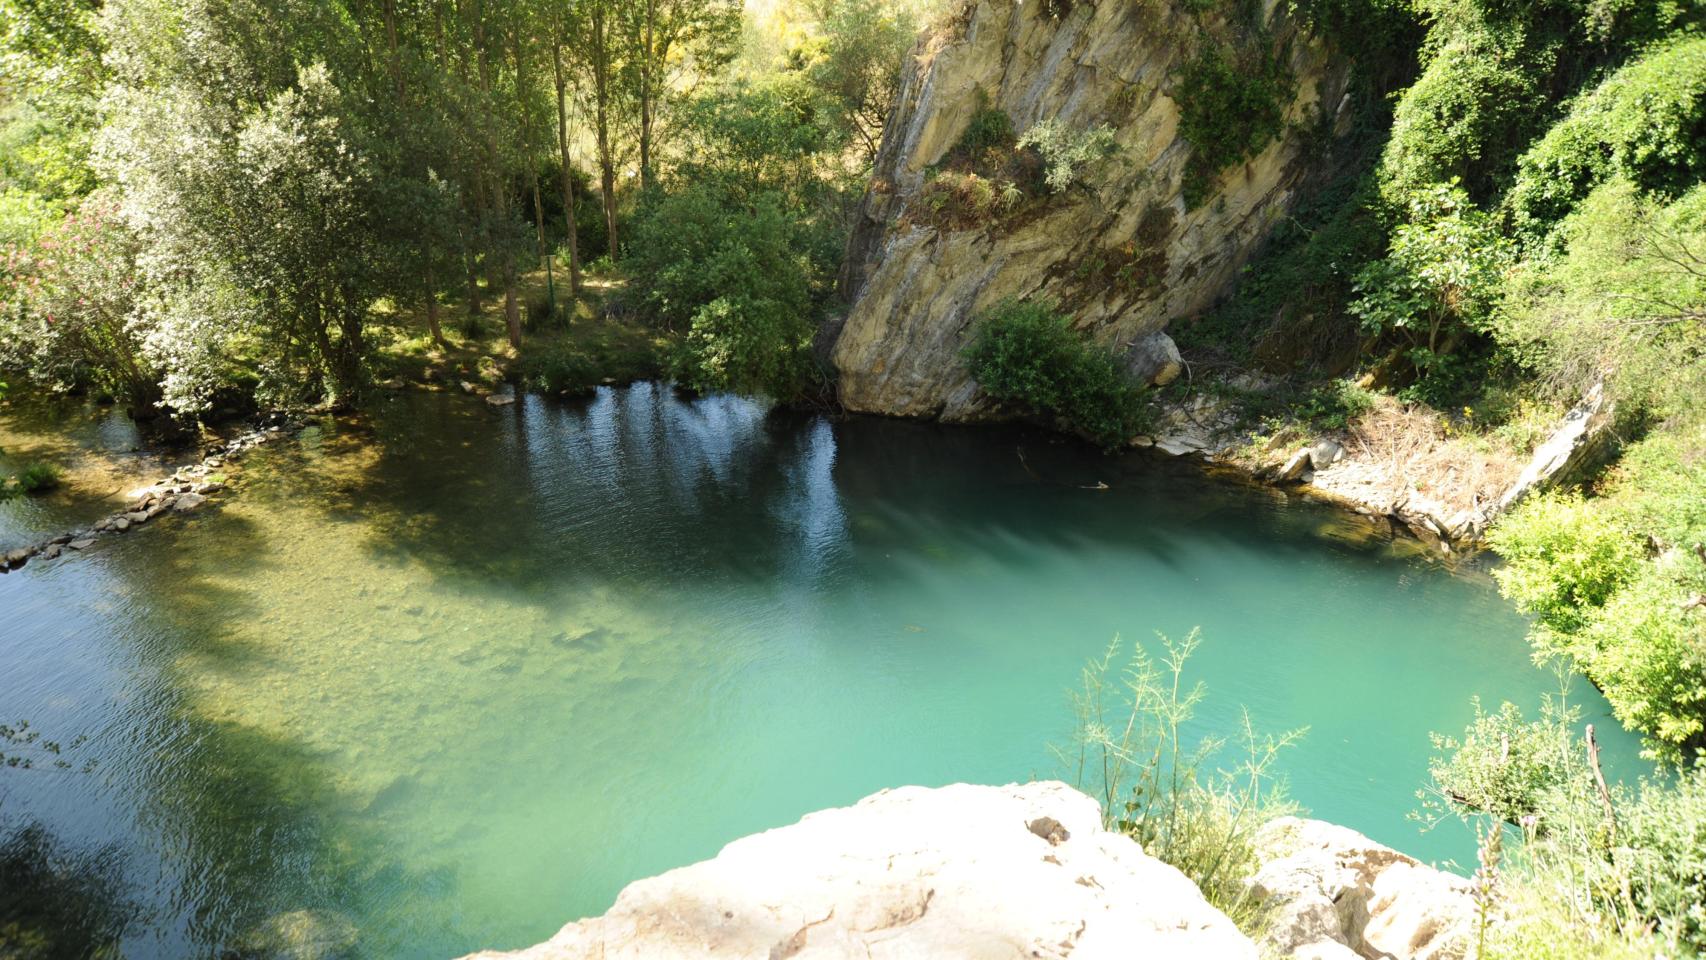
[0,385,1636,958]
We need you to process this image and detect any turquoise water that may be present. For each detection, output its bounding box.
[0,385,1637,958]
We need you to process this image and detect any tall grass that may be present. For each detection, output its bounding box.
[1056,630,1305,933]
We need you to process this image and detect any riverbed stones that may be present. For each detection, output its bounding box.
[174,491,207,512]
[68,539,95,550]
[462,781,1257,960]
[240,909,359,960]
[1251,817,1474,960]
[113,518,131,532]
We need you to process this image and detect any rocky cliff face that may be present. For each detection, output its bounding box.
[828,0,1350,420]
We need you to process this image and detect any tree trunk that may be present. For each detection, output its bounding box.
[426,291,446,347]
[551,42,582,294]
[638,0,655,192]
[503,271,522,349]
[589,2,619,257]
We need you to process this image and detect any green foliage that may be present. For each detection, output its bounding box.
[0,195,159,410]
[519,331,664,397]
[12,461,60,494]
[1490,493,1641,639]
[1491,439,1706,763]
[1506,38,1706,237]
[789,0,918,162]
[1423,698,1706,956]
[1349,181,1510,400]
[1422,695,1589,825]
[672,295,816,398]
[1014,119,1118,194]
[1497,180,1706,412]
[625,186,821,397]
[1176,42,1293,208]
[1060,631,1305,934]
[963,299,1149,449]
[1294,379,1376,430]
[951,104,1014,160]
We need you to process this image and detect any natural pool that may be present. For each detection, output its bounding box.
[0,384,1637,958]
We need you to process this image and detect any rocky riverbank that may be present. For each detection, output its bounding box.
[1139,383,1614,552]
[461,782,1475,960]
[0,417,299,573]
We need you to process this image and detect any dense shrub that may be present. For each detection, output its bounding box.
[624,186,819,398]
[14,462,61,494]
[1424,698,1706,956]
[1496,180,1706,412]
[1505,38,1706,237]
[0,196,159,411]
[1490,421,1706,763]
[1014,119,1118,194]
[1348,181,1510,402]
[963,299,1148,448]
[1294,379,1377,430]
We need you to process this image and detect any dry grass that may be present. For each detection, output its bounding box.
[1337,394,1526,516]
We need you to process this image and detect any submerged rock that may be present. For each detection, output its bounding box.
[463,781,1256,959]
[1252,817,1473,960]
[239,909,359,960]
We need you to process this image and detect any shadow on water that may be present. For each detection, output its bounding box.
[260,384,1440,601]
[0,820,138,959]
[9,485,471,957]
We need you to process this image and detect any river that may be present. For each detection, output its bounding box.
[0,384,1637,958]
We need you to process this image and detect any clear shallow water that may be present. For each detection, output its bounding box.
[0,385,1638,958]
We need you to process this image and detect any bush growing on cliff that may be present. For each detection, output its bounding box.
[963,299,1149,448]
[1014,119,1118,194]
[1060,631,1305,934]
[1176,42,1293,208]
[1491,417,1706,764]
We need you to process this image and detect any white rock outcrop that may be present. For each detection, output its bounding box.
[464,781,1257,960]
[1252,817,1474,960]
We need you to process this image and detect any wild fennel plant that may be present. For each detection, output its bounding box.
[1056,630,1306,934]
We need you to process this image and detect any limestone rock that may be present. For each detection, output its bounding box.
[485,392,517,407]
[1126,331,1184,387]
[68,539,96,550]
[1277,449,1313,482]
[1252,817,1473,960]
[464,781,1256,960]
[829,0,1350,420]
[174,492,207,512]
[1497,382,1614,513]
[1307,439,1343,471]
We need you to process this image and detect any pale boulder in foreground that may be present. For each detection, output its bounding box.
[1252,816,1474,960]
[463,781,1257,959]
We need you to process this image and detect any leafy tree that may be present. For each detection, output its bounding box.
[790,0,917,162]
[0,194,158,411]
[1349,181,1510,399]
